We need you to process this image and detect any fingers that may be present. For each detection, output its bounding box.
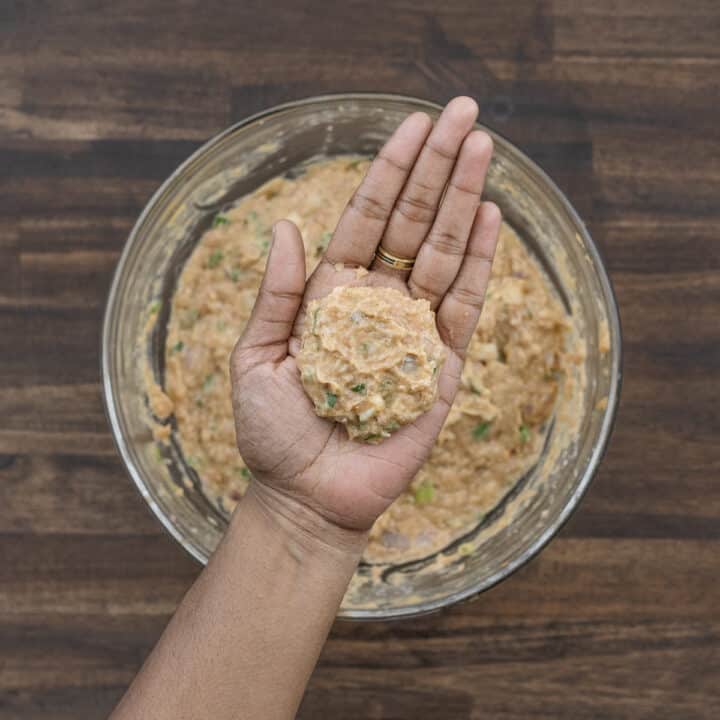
[408,130,493,308]
[371,96,478,273]
[326,111,432,267]
[435,202,501,358]
[234,220,306,362]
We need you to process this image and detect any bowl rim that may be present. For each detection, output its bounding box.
[101,92,623,621]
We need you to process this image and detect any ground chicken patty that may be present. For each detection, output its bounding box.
[298,286,445,443]
[156,156,570,563]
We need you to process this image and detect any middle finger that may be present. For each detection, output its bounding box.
[371,96,478,273]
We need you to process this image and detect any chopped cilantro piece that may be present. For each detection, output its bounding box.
[458,543,474,556]
[240,467,251,479]
[229,269,241,282]
[208,250,224,268]
[414,482,435,505]
[472,422,491,440]
[212,213,230,228]
[202,373,215,392]
[326,392,337,408]
[149,300,161,314]
[312,308,320,332]
[170,340,184,354]
[519,425,531,444]
[316,230,332,256]
[351,383,366,394]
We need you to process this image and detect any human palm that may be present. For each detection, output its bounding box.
[230,97,501,532]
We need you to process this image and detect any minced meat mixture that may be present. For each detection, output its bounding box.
[155,157,570,563]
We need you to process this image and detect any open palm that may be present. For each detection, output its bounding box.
[230,97,501,532]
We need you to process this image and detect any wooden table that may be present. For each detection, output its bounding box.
[2,2,719,717]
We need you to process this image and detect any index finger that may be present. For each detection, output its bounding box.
[325,112,432,267]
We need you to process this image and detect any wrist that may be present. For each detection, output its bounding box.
[231,482,368,567]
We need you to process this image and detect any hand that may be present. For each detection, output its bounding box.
[230,97,501,537]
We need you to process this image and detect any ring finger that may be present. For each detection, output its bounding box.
[408,130,494,309]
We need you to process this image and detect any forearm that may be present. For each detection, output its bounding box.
[111,484,366,720]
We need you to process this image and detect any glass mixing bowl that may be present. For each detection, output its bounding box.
[102,94,621,620]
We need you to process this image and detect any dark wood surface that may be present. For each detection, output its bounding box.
[2,1,719,718]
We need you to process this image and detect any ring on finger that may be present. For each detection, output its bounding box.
[374,245,416,271]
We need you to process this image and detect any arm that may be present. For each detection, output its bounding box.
[111,96,500,720]
[111,486,364,720]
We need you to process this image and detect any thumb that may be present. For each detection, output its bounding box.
[235,219,306,360]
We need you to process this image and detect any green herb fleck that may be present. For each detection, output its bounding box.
[458,542,474,556]
[351,383,366,394]
[208,250,224,268]
[311,308,320,333]
[229,269,241,282]
[240,467,251,479]
[195,399,204,408]
[153,445,164,462]
[346,158,365,170]
[170,340,184,354]
[316,231,332,256]
[384,421,400,433]
[326,392,337,408]
[212,213,230,228]
[202,373,215,392]
[414,482,435,505]
[149,300,161,315]
[360,342,369,355]
[473,422,492,440]
[364,433,380,441]
[519,425,531,444]
[186,455,199,468]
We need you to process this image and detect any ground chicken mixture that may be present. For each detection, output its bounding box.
[155,157,570,563]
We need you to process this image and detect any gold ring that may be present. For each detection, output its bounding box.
[375,245,415,270]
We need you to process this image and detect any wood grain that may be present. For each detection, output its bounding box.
[1,1,719,718]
